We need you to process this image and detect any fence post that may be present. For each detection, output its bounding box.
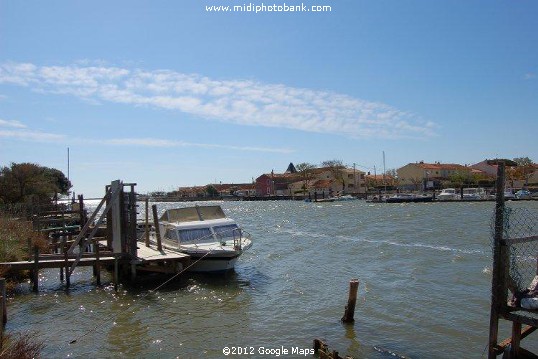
[488,161,506,359]
[145,198,150,247]
[152,205,162,252]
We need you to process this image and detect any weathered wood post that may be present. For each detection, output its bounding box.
[488,161,506,359]
[95,238,101,286]
[128,186,137,258]
[78,194,85,227]
[152,205,162,252]
[145,198,150,247]
[113,256,119,292]
[341,279,359,323]
[64,241,70,289]
[32,246,39,293]
[0,278,5,348]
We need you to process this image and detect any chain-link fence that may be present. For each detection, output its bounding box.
[492,206,538,298]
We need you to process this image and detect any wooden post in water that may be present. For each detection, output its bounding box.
[64,241,70,289]
[0,278,4,348]
[341,279,359,323]
[145,198,150,247]
[113,256,119,292]
[95,238,101,286]
[152,205,162,252]
[488,161,506,359]
[32,246,39,293]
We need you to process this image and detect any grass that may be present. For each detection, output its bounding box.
[0,213,48,289]
[0,332,45,359]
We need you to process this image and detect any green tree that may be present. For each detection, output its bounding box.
[512,157,535,186]
[296,162,316,196]
[205,185,219,198]
[0,163,71,204]
[321,159,345,192]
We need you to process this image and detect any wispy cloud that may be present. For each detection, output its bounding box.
[0,61,437,139]
[0,117,65,141]
[0,129,65,142]
[0,118,27,128]
[0,118,291,153]
[95,137,293,153]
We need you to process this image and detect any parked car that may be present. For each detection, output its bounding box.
[515,189,532,199]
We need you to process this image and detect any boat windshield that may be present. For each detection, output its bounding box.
[178,228,212,242]
[213,224,239,239]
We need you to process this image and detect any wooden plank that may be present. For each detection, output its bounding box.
[506,235,538,246]
[0,257,117,271]
[496,325,537,354]
[136,245,189,261]
[504,311,538,328]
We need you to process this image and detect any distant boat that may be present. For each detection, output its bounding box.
[437,188,458,200]
[385,193,433,203]
[462,188,486,200]
[330,195,356,201]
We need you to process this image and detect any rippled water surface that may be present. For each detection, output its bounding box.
[7,200,538,358]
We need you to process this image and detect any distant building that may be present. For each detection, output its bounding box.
[397,161,473,190]
[256,165,365,197]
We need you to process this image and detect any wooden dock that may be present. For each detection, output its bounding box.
[0,180,192,292]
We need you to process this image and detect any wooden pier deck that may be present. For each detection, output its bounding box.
[0,245,190,273]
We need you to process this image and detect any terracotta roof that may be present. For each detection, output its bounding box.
[415,162,469,171]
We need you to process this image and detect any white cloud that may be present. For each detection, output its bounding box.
[97,137,293,153]
[0,129,65,141]
[0,119,27,128]
[0,61,437,139]
[0,118,290,153]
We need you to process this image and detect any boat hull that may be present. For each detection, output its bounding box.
[186,255,239,272]
[385,196,433,203]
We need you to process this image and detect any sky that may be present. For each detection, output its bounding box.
[1,0,537,197]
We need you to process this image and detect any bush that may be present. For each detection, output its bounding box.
[0,332,45,359]
[0,214,47,284]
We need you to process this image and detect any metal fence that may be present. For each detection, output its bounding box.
[492,206,538,296]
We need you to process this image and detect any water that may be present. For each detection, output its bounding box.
[6,200,538,358]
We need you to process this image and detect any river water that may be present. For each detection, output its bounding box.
[6,200,538,358]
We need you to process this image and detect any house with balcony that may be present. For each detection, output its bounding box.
[259,165,365,197]
[397,161,474,190]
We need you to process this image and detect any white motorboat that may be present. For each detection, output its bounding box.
[437,188,458,200]
[155,205,252,272]
[462,187,486,200]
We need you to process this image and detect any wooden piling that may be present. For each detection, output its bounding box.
[64,241,70,289]
[145,198,150,247]
[0,278,6,325]
[341,279,359,323]
[488,162,506,359]
[152,205,162,252]
[114,256,119,292]
[32,246,39,293]
[0,278,4,349]
[95,239,101,286]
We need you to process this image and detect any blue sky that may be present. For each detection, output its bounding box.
[1,0,537,197]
